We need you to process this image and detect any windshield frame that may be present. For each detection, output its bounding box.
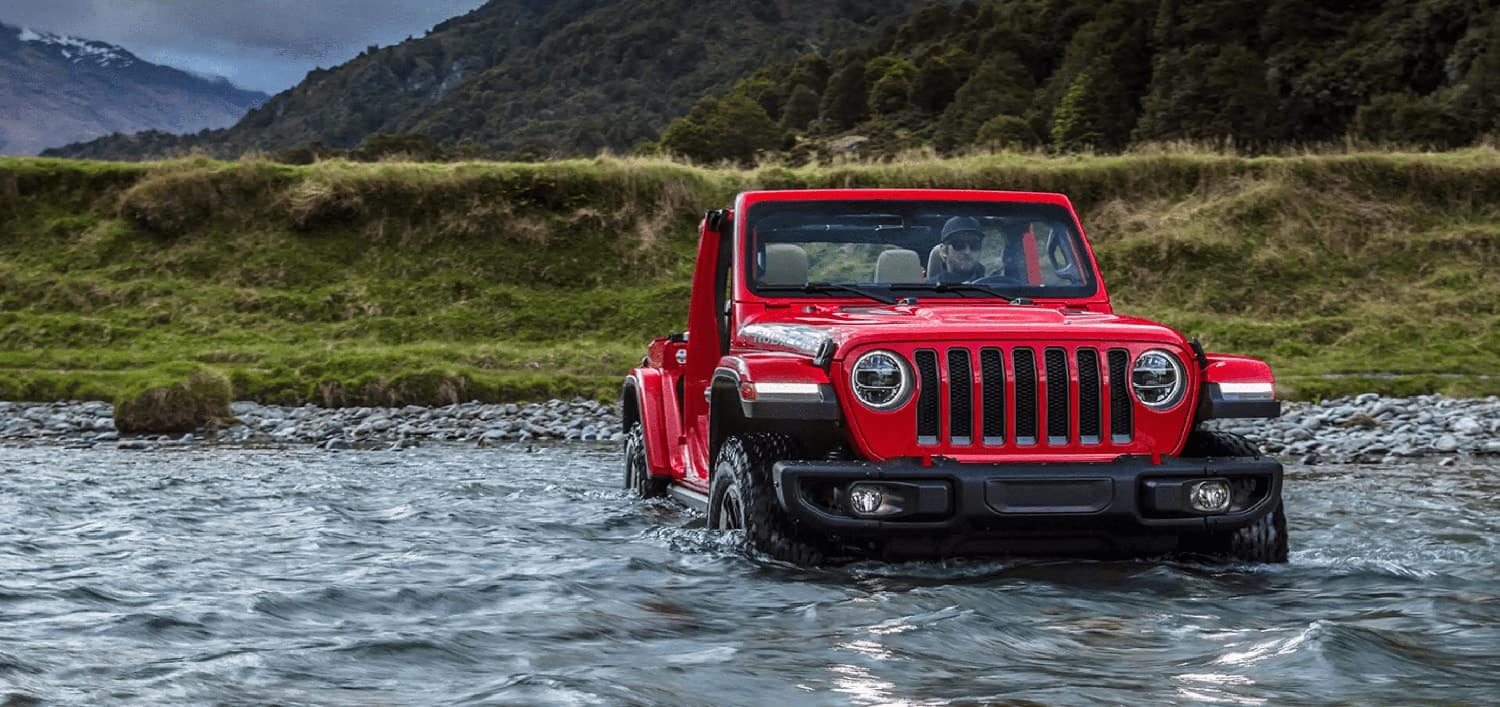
[739,194,1101,302]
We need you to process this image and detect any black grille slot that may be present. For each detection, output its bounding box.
[947,349,973,445]
[1012,348,1038,445]
[1044,348,1070,445]
[914,349,940,445]
[1077,348,1102,444]
[979,348,1006,445]
[1108,348,1132,443]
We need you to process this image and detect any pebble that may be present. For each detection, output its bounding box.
[2,394,1497,464]
[1,397,625,449]
[1204,394,1500,465]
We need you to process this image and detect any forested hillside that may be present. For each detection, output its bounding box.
[43,0,925,161]
[659,0,1500,162]
[43,0,1500,163]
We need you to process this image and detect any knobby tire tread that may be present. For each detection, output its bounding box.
[624,422,667,498]
[716,433,825,566]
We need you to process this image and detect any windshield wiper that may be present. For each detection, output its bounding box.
[898,282,1013,302]
[762,282,899,304]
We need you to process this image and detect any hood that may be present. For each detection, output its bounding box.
[734,302,1187,359]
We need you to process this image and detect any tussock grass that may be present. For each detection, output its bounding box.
[1,149,1497,404]
[113,368,235,434]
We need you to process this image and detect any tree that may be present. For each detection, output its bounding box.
[1038,0,1154,151]
[933,52,1034,152]
[866,56,918,115]
[782,85,821,132]
[1458,18,1500,134]
[819,62,869,130]
[660,94,785,165]
[1353,92,1467,147]
[787,53,833,93]
[909,50,970,114]
[733,77,787,122]
[1133,44,1275,147]
[976,114,1035,150]
[1050,70,1105,152]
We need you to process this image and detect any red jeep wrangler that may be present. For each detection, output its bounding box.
[622,189,1287,564]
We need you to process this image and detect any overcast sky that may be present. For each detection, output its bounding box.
[1,0,489,94]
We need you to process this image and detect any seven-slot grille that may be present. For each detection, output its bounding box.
[912,346,1133,447]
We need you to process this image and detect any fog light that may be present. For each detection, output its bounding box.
[1188,479,1232,513]
[848,483,885,515]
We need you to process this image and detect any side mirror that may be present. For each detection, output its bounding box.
[705,209,728,232]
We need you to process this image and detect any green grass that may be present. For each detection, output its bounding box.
[2,148,1497,404]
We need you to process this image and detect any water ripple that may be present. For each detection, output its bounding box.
[0,446,1497,704]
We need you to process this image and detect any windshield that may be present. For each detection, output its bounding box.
[744,199,1095,299]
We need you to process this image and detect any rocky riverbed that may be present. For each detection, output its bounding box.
[1,394,1497,463]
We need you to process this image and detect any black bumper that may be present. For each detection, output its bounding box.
[772,455,1282,538]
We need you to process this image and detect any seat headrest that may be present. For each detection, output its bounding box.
[762,244,809,286]
[874,248,922,283]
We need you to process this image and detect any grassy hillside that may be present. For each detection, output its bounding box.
[2,148,1497,407]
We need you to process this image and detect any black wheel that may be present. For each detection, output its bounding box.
[1179,430,1289,563]
[623,422,667,498]
[708,434,824,566]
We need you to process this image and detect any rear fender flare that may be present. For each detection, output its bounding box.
[623,369,673,476]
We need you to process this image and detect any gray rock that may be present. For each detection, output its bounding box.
[1452,417,1482,435]
[1434,435,1460,452]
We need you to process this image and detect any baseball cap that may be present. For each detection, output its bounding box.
[940,216,984,243]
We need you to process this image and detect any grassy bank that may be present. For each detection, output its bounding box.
[2,148,1497,407]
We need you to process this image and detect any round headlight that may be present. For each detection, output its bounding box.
[1131,349,1185,410]
[849,350,912,410]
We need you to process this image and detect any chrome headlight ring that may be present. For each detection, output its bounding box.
[1131,349,1186,410]
[849,350,913,411]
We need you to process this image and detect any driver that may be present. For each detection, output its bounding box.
[926,216,986,283]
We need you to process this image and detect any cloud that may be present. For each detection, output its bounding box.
[1,0,487,93]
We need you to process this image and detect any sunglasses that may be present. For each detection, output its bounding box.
[948,238,981,252]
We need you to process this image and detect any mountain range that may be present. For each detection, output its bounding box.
[43,0,925,161]
[0,21,268,156]
[30,0,1500,162]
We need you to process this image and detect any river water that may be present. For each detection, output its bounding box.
[1,443,1496,705]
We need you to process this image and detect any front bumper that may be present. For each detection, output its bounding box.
[772,455,1282,539]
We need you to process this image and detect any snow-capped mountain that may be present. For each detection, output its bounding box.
[15,25,139,69]
[0,21,268,155]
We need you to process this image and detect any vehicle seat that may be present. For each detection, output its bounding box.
[925,245,946,281]
[762,244,809,286]
[874,248,922,283]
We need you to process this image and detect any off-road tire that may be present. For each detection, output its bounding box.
[708,434,824,566]
[623,422,667,498]
[1179,430,1289,563]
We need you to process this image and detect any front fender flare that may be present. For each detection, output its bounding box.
[1195,354,1281,420]
[713,353,840,421]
